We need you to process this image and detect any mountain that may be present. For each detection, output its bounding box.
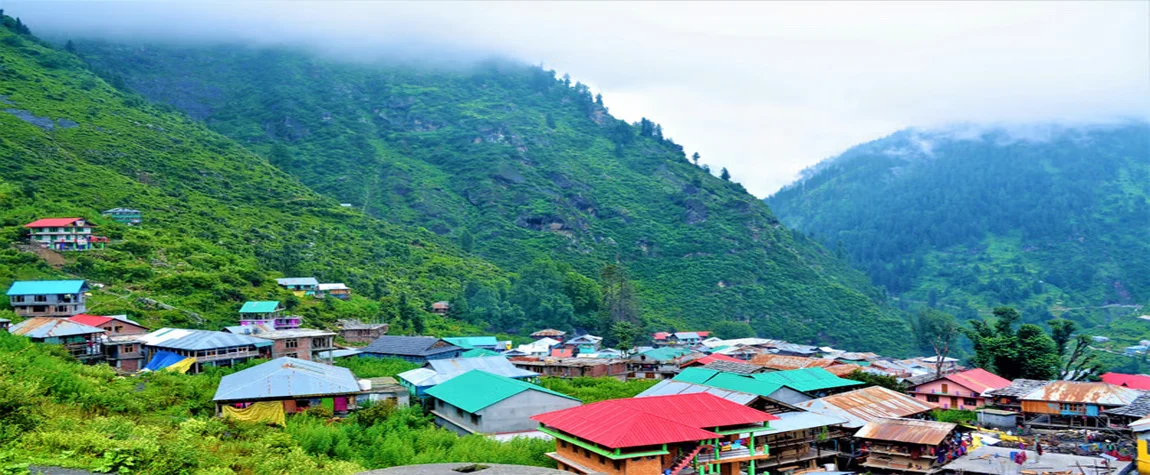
[70,40,912,352]
[766,123,1150,345]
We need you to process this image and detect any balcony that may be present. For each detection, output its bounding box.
[64,342,104,359]
[196,349,261,362]
[695,446,770,464]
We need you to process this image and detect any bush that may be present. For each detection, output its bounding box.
[305,405,333,419]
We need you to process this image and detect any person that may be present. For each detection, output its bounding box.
[1036,440,1043,463]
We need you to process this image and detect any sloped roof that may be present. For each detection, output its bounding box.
[753,367,864,392]
[855,418,957,445]
[636,380,760,406]
[985,378,1052,398]
[6,280,88,296]
[69,314,147,330]
[755,411,848,434]
[532,393,778,448]
[566,334,603,345]
[399,356,538,387]
[239,301,280,313]
[317,283,349,291]
[426,370,578,413]
[703,360,766,375]
[653,332,670,340]
[674,332,700,340]
[139,328,273,350]
[24,218,86,228]
[103,208,139,213]
[1020,381,1141,406]
[213,357,359,402]
[939,369,1011,394]
[530,329,566,337]
[461,348,501,358]
[1101,373,1150,390]
[824,364,864,377]
[796,386,938,428]
[223,323,278,335]
[636,347,696,362]
[361,336,462,357]
[751,354,834,370]
[1130,416,1150,432]
[443,336,499,349]
[1102,393,1150,418]
[275,277,318,287]
[9,317,104,338]
[674,368,786,397]
[684,354,742,367]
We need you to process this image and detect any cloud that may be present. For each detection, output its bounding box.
[6,1,1148,196]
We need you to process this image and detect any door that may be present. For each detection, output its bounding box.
[950,397,957,408]
[333,397,348,412]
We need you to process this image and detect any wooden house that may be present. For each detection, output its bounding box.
[533,393,778,475]
[214,357,361,419]
[856,418,959,474]
[335,319,388,343]
[751,411,850,474]
[69,314,149,372]
[24,218,107,251]
[796,386,939,429]
[426,370,581,436]
[358,335,463,363]
[1019,381,1141,429]
[907,368,1011,410]
[981,378,1050,412]
[8,317,106,362]
[101,208,142,225]
[317,283,351,300]
[6,280,90,318]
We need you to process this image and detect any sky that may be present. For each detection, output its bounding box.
[6,1,1148,196]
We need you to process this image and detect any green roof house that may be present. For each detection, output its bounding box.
[425,370,581,436]
[752,367,863,396]
[442,336,500,350]
[675,367,814,405]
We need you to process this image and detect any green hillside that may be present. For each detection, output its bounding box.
[73,41,912,352]
[766,124,1150,348]
[0,18,507,333]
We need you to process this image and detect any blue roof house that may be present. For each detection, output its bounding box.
[213,357,361,415]
[138,328,273,374]
[358,336,463,364]
[6,280,90,318]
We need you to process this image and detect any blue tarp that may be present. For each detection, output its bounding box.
[144,350,186,371]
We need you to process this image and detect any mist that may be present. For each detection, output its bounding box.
[5,1,1147,196]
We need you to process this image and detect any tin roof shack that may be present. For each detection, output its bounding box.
[751,411,850,474]
[8,317,106,362]
[139,328,272,374]
[238,301,301,330]
[856,418,958,474]
[629,347,701,379]
[317,283,352,300]
[430,301,450,315]
[982,379,1051,412]
[675,367,814,408]
[359,336,463,363]
[1019,381,1141,429]
[6,279,90,318]
[213,357,361,416]
[426,370,581,436]
[358,377,410,408]
[796,386,939,429]
[336,319,388,343]
[682,354,743,369]
[907,369,1011,411]
[70,314,149,372]
[226,325,336,362]
[751,354,835,371]
[511,357,628,380]
[940,445,1129,475]
[533,393,779,475]
[275,277,319,295]
[752,367,865,397]
[1101,392,1150,428]
[397,356,540,397]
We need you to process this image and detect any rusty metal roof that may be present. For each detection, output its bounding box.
[9,317,105,338]
[796,386,938,428]
[751,354,835,370]
[855,418,958,445]
[1020,381,1141,406]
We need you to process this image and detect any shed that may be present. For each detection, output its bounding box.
[358,377,410,408]
[213,357,360,415]
[976,409,1018,429]
[425,370,581,435]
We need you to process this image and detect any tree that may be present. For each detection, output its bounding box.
[912,309,960,377]
[458,229,474,253]
[964,307,1060,380]
[720,167,731,181]
[600,264,640,326]
[510,259,576,332]
[847,370,905,392]
[1015,324,1059,380]
[610,321,642,351]
[691,152,701,166]
[713,321,755,340]
[1048,319,1100,380]
[64,40,76,53]
[594,93,603,106]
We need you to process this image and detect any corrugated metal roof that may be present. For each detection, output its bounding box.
[855,418,957,445]
[753,367,864,392]
[275,277,318,286]
[753,411,849,434]
[426,370,579,413]
[530,329,566,337]
[984,378,1051,398]
[636,380,760,406]
[361,336,462,357]
[796,386,938,428]
[636,347,696,362]
[1102,392,1150,418]
[673,368,786,397]
[139,328,273,350]
[24,218,85,228]
[1021,381,1141,406]
[213,357,359,401]
[442,336,499,349]
[239,301,280,313]
[703,360,765,374]
[1101,373,1150,390]
[6,280,88,296]
[397,367,438,386]
[461,348,501,358]
[683,354,742,368]
[750,354,834,370]
[9,317,104,338]
[940,369,1012,394]
[566,334,602,345]
[399,356,539,387]
[532,393,778,448]
[674,332,700,340]
[317,283,349,291]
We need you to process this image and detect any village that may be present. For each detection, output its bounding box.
[3,216,1148,475]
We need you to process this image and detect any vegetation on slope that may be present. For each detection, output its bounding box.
[75,41,911,352]
[766,124,1150,348]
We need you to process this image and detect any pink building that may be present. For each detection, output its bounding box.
[908,368,1011,410]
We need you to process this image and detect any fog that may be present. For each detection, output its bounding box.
[6,1,1148,196]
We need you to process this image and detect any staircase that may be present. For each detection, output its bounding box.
[668,446,705,475]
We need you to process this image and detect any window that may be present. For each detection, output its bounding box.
[123,345,135,353]
[560,440,568,449]
[470,413,479,425]
[285,339,299,349]
[941,383,949,394]
[455,407,463,417]
[613,460,620,470]
[926,395,939,403]
[32,306,47,313]
[34,295,47,302]
[598,455,605,464]
[964,398,978,407]
[11,296,23,303]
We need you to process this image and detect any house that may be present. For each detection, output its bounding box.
[224,325,336,362]
[238,301,301,329]
[982,378,1051,412]
[907,368,1011,410]
[213,357,361,420]
[564,334,603,353]
[515,337,562,356]
[1125,345,1149,356]
[0,318,8,331]
[1101,392,1150,427]
[426,370,581,436]
[856,418,959,474]
[317,283,351,300]
[638,379,802,415]
[138,328,273,374]
[510,357,628,380]
[674,367,813,406]
[397,355,540,396]
[652,331,671,346]
[629,347,699,379]
[357,377,410,408]
[1132,416,1150,475]
[701,360,768,375]
[69,314,149,372]
[530,329,566,341]
[750,411,850,474]
[461,348,501,358]
[752,367,865,397]
[335,319,388,343]
[275,277,319,295]
[6,279,89,318]
[8,317,105,362]
[430,301,450,315]
[550,347,575,358]
[680,353,742,369]
[101,208,143,225]
[1100,372,1150,390]
[24,218,107,251]
[442,336,500,350]
[769,342,822,357]
[1019,381,1141,429]
[750,354,835,371]
[670,331,703,346]
[533,393,779,475]
[358,335,463,363]
[796,386,939,428]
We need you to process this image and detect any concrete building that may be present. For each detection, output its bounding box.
[510,357,628,380]
[336,319,388,343]
[906,368,1011,410]
[70,314,149,372]
[275,277,319,295]
[426,370,581,436]
[238,300,301,329]
[6,279,89,318]
[24,218,107,251]
[359,335,463,363]
[8,317,106,362]
[225,324,336,362]
[139,328,273,374]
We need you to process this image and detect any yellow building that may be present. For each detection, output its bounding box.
[1131,416,1150,475]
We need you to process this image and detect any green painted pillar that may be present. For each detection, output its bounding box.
[749,460,755,475]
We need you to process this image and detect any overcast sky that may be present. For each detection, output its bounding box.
[6,1,1148,196]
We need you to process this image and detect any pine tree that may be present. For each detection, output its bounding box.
[720,167,731,181]
[691,152,701,166]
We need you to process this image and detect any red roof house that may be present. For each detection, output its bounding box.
[68,314,149,336]
[681,353,741,369]
[533,393,779,474]
[1101,372,1150,390]
[908,368,1011,410]
[24,218,105,251]
[24,218,92,228]
[653,332,670,341]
